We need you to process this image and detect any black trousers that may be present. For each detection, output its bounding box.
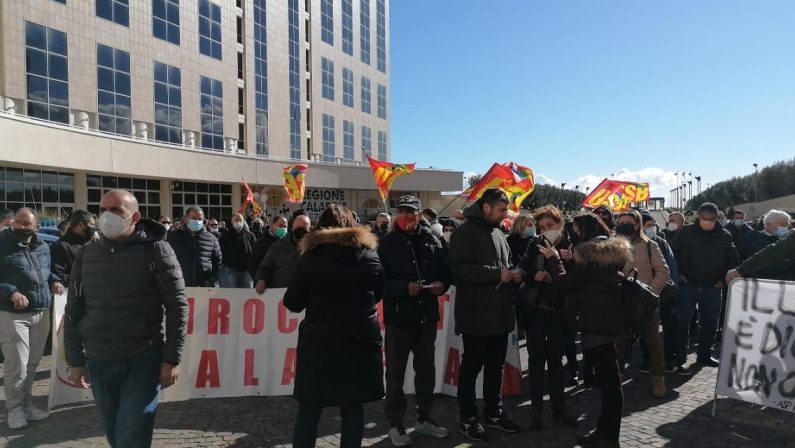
[293,403,363,448]
[526,310,565,408]
[584,342,623,441]
[457,334,508,421]
[384,322,437,424]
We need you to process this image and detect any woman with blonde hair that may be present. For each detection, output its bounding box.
[507,214,536,266]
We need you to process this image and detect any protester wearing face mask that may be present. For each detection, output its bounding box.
[0,208,64,430]
[255,214,311,294]
[207,218,221,238]
[167,206,222,287]
[373,213,392,238]
[250,218,265,239]
[735,210,793,279]
[218,214,257,288]
[506,215,535,266]
[159,215,173,232]
[614,210,671,398]
[378,195,452,445]
[451,209,466,226]
[63,190,187,446]
[727,228,795,285]
[50,210,97,287]
[663,212,685,241]
[670,202,739,368]
[0,210,14,231]
[517,205,578,430]
[248,215,288,281]
[724,209,754,249]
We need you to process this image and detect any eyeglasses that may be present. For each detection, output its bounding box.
[209,224,219,228]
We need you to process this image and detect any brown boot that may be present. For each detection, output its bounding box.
[652,375,667,398]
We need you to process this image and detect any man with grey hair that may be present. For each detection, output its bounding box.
[735,210,793,278]
[0,208,64,429]
[65,189,188,446]
[167,206,222,287]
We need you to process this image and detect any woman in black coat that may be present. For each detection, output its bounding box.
[284,204,385,448]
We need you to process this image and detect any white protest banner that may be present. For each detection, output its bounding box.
[48,293,94,408]
[50,287,522,408]
[716,278,795,413]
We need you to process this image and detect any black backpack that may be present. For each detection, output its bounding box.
[621,267,659,334]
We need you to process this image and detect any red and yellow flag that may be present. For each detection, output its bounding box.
[283,164,308,204]
[366,155,416,202]
[581,179,650,212]
[461,162,536,212]
[240,178,263,216]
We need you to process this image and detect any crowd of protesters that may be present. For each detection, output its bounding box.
[1,189,794,448]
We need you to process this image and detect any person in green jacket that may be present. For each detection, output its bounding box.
[726,230,795,283]
[449,188,522,441]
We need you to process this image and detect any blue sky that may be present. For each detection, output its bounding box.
[389,0,795,196]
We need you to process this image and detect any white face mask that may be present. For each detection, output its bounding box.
[232,222,244,231]
[668,223,679,232]
[443,231,452,244]
[542,229,561,244]
[98,211,131,240]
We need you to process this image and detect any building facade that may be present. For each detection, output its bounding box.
[0,0,460,223]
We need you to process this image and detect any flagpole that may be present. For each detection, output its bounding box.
[437,195,462,216]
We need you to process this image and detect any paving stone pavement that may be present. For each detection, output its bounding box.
[1,342,793,447]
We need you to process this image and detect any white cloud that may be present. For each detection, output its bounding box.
[535,173,557,185]
[568,168,685,199]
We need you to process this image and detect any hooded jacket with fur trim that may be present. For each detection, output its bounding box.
[548,236,633,336]
[284,226,385,406]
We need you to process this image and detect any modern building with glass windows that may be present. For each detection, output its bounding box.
[0,0,460,223]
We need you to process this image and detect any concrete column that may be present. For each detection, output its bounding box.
[231,182,242,214]
[73,172,88,210]
[160,179,173,220]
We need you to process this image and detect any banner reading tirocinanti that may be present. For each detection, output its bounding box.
[50,287,522,408]
[716,279,795,413]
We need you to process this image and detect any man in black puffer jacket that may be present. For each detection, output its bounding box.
[670,202,738,368]
[50,210,97,286]
[167,206,222,287]
[64,190,188,448]
[378,195,452,444]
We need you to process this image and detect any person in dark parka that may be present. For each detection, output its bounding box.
[284,204,385,448]
[50,210,97,286]
[167,206,222,287]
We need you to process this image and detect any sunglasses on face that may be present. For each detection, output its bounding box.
[161,221,171,225]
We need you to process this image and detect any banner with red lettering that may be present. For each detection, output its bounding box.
[49,287,522,408]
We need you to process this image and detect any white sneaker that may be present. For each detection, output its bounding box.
[7,408,28,430]
[24,403,50,421]
[388,423,412,446]
[415,418,449,439]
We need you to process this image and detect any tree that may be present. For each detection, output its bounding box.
[466,174,483,188]
[687,158,795,210]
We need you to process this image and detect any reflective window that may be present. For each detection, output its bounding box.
[87,175,159,219]
[376,0,386,73]
[199,0,222,60]
[322,114,336,162]
[25,22,69,124]
[362,125,372,156]
[342,0,353,56]
[253,0,269,155]
[361,76,371,114]
[377,84,387,119]
[342,68,354,108]
[0,167,74,223]
[171,181,232,222]
[200,76,224,151]
[97,44,131,136]
[97,0,129,27]
[343,120,354,161]
[377,130,387,160]
[360,0,371,65]
[153,61,182,144]
[321,57,335,100]
[288,0,302,159]
[321,0,333,45]
[153,0,180,45]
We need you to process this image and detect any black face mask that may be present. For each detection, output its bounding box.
[379,223,389,233]
[616,223,636,238]
[293,227,309,241]
[84,225,97,240]
[13,228,35,244]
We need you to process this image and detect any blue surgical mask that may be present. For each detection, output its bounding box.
[187,219,204,233]
[524,226,536,238]
[644,227,657,239]
[776,227,790,238]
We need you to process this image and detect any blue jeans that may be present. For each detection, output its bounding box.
[87,349,162,448]
[676,285,722,364]
[218,266,253,288]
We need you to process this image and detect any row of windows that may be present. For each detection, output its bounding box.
[321,0,382,71]
[376,0,387,73]
[320,58,386,118]
[253,0,270,156]
[25,22,69,124]
[321,114,387,162]
[97,44,132,135]
[0,168,75,216]
[288,0,303,159]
